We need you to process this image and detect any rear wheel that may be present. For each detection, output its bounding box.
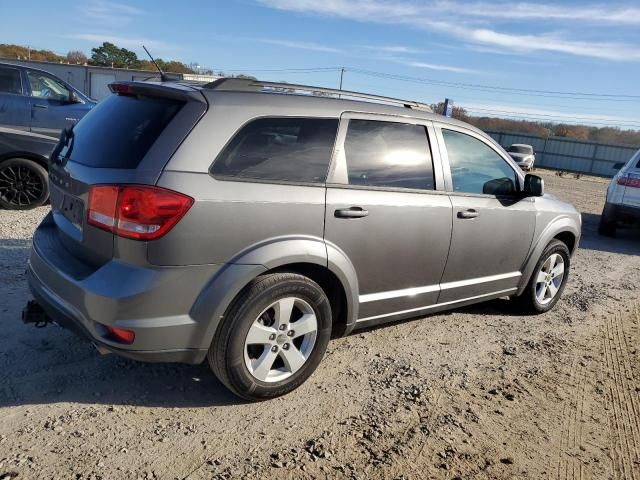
[598,209,616,236]
[0,158,49,210]
[516,240,570,313]
[208,273,332,401]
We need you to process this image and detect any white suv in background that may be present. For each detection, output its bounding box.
[599,148,640,236]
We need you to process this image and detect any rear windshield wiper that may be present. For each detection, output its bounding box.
[50,126,75,167]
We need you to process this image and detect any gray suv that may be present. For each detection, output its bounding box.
[24,79,581,400]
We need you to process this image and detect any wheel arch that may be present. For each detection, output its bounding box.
[190,236,359,356]
[0,151,49,171]
[517,216,580,296]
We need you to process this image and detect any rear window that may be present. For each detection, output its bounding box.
[66,94,183,169]
[211,117,338,183]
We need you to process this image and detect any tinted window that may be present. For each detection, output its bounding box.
[344,119,434,190]
[27,71,70,101]
[212,117,338,183]
[65,94,183,169]
[442,129,517,195]
[0,68,21,94]
[507,145,533,154]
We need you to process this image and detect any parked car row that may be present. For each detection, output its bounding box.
[0,61,96,209]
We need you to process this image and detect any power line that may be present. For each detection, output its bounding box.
[465,107,640,127]
[465,109,640,129]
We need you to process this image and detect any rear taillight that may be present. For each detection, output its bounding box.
[617,175,640,188]
[105,325,135,344]
[88,185,193,240]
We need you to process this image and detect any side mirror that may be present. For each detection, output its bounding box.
[68,91,82,104]
[523,174,544,197]
[613,162,625,170]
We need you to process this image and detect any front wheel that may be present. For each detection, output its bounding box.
[208,273,332,401]
[0,158,49,210]
[516,240,570,313]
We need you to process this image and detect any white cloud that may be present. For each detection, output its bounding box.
[257,0,640,61]
[80,0,144,25]
[257,38,342,53]
[370,45,423,54]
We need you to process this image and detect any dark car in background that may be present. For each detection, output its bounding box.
[0,62,96,209]
[0,128,57,208]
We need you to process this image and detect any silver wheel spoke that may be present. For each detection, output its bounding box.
[551,264,564,278]
[536,270,547,283]
[291,313,317,339]
[274,297,295,328]
[547,281,559,297]
[252,348,278,381]
[280,345,307,373]
[246,322,276,345]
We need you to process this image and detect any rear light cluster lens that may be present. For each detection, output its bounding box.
[88,185,193,240]
[105,325,135,344]
[617,175,640,188]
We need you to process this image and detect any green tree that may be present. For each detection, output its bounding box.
[89,42,139,68]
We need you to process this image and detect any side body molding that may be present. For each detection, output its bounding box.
[517,214,581,296]
[190,236,360,355]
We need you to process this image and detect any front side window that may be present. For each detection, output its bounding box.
[344,119,434,190]
[212,117,338,183]
[442,129,517,196]
[27,71,70,101]
[0,67,22,94]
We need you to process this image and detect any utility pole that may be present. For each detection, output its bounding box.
[28,45,31,61]
[339,67,345,90]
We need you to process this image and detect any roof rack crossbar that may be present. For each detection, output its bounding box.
[203,78,432,112]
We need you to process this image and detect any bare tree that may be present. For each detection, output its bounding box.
[66,50,87,64]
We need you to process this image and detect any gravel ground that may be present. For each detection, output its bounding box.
[1,169,639,480]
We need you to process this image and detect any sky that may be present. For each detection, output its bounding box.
[2,0,640,129]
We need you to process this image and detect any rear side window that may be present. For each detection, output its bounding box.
[344,119,434,190]
[66,94,183,169]
[0,67,22,94]
[211,117,338,183]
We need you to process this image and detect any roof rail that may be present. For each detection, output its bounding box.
[203,77,433,112]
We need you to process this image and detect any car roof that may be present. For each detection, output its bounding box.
[140,78,493,141]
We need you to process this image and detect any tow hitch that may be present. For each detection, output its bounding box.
[22,300,52,328]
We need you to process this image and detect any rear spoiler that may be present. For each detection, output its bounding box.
[108,82,206,103]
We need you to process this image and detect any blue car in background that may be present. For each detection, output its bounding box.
[0,61,96,209]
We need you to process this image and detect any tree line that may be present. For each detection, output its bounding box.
[0,42,196,74]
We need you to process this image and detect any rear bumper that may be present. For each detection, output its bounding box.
[27,216,221,364]
[604,202,640,223]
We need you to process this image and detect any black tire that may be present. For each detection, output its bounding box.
[0,158,49,210]
[516,239,571,313]
[598,210,616,237]
[208,273,332,401]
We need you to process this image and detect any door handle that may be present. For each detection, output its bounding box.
[33,104,48,109]
[457,209,479,219]
[335,207,369,218]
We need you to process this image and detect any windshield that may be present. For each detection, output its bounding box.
[507,145,533,154]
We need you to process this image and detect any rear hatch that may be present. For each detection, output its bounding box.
[47,82,207,269]
[620,153,640,209]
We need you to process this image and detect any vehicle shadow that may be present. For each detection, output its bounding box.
[579,212,640,256]
[0,238,245,409]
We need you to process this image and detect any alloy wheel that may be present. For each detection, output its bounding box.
[0,164,45,208]
[535,253,565,305]
[243,297,318,383]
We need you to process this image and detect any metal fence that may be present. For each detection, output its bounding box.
[485,130,639,177]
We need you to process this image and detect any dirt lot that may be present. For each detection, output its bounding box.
[1,169,639,480]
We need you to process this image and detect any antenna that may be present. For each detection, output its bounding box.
[142,45,167,81]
